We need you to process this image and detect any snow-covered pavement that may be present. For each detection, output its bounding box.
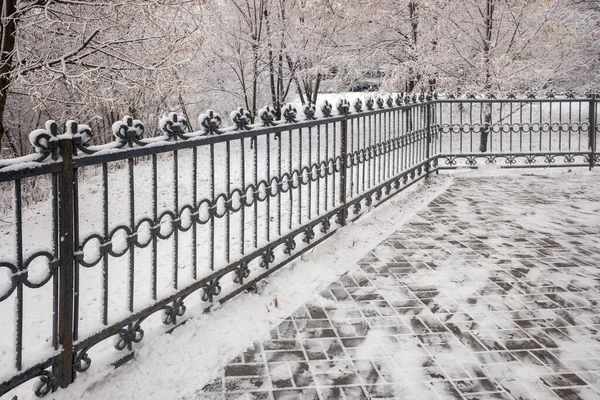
[195,171,600,400]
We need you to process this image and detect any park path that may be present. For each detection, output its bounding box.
[196,172,600,400]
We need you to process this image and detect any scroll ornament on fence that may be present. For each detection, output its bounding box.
[303,103,316,120]
[366,97,375,110]
[199,110,223,135]
[112,116,145,147]
[231,108,252,130]
[376,96,385,109]
[337,98,350,115]
[395,93,403,106]
[259,106,277,126]
[160,112,189,140]
[386,95,394,107]
[282,104,298,123]
[321,100,333,117]
[29,120,61,161]
[354,98,363,112]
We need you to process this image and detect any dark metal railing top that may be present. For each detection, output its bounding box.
[0,90,597,398]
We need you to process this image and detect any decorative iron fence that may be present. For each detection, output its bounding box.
[0,92,597,398]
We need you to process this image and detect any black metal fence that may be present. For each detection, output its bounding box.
[0,92,597,398]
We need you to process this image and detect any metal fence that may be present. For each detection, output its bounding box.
[0,92,597,398]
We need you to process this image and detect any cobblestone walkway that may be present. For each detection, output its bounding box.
[198,173,600,400]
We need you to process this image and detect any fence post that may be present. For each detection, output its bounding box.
[589,94,596,170]
[426,102,432,177]
[57,137,75,388]
[340,110,348,226]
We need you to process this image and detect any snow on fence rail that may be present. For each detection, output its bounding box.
[0,91,598,398]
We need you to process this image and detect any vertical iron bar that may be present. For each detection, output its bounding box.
[278,131,283,234]
[298,128,302,226]
[72,172,79,341]
[172,152,178,289]
[288,131,293,230]
[340,112,348,226]
[308,127,312,220]
[241,138,246,254]
[128,158,135,311]
[316,125,321,215]
[192,147,197,280]
[14,180,23,372]
[151,156,157,300]
[210,144,215,270]
[589,94,596,170]
[226,142,231,262]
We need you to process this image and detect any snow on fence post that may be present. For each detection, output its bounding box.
[57,135,75,388]
[589,93,597,170]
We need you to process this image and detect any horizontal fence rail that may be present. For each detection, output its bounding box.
[0,91,597,397]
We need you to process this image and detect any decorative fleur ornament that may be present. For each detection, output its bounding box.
[337,98,350,115]
[259,106,277,126]
[433,92,439,100]
[376,96,385,109]
[505,155,517,165]
[29,120,61,160]
[282,104,298,123]
[418,92,425,102]
[506,92,517,99]
[303,226,316,244]
[283,237,296,255]
[485,92,497,100]
[565,90,576,99]
[564,154,575,163]
[66,120,93,156]
[199,110,223,134]
[395,93,403,106]
[231,107,252,130]
[161,112,188,140]
[114,322,144,351]
[304,102,317,120]
[386,95,394,107]
[260,248,275,269]
[320,218,331,233]
[201,279,222,302]
[233,261,250,284]
[546,90,556,99]
[366,97,375,110]
[466,92,477,99]
[34,370,57,398]
[321,100,333,117]
[162,297,186,325]
[447,92,457,100]
[585,90,599,98]
[425,92,433,102]
[354,97,363,112]
[353,202,362,214]
[526,90,536,99]
[404,94,411,104]
[112,116,145,147]
[525,155,537,164]
[411,93,418,103]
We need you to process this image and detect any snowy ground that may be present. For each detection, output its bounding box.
[16,167,597,400]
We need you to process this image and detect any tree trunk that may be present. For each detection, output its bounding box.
[0,0,18,152]
[481,0,495,153]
